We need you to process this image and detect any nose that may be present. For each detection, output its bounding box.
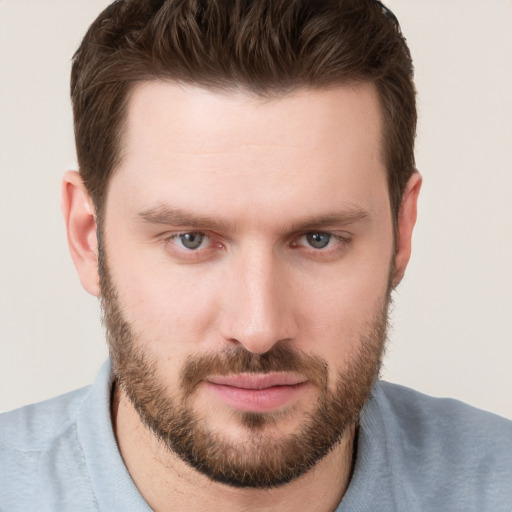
[219,245,297,354]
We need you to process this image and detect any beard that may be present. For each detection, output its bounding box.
[99,250,391,489]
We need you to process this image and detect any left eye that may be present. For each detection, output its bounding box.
[173,232,208,250]
[303,232,332,249]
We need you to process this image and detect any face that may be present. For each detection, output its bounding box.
[100,81,395,487]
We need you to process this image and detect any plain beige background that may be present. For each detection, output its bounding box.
[0,0,511,419]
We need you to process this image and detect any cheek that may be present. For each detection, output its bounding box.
[107,240,224,358]
[294,255,391,369]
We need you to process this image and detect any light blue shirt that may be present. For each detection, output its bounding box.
[1,360,511,511]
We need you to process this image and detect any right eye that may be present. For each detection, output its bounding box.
[170,232,208,250]
[303,232,332,249]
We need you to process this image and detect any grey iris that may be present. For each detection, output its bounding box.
[180,233,204,250]
[306,233,331,249]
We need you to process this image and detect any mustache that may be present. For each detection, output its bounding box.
[181,345,329,396]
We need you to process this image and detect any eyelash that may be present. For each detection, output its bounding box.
[291,232,349,251]
[162,231,352,260]
[168,232,211,250]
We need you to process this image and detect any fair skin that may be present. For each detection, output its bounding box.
[62,81,421,511]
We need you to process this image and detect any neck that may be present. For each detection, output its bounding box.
[112,383,356,512]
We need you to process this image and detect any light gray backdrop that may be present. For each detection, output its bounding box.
[0,0,511,419]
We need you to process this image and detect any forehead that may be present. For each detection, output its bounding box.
[122,80,384,159]
[107,80,388,225]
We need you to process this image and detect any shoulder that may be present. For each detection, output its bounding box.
[0,387,98,511]
[0,386,90,451]
[375,381,512,445]
[367,381,512,510]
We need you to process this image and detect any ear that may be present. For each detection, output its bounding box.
[392,171,422,287]
[61,171,100,297]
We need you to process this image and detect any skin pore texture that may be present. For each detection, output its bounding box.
[62,81,421,512]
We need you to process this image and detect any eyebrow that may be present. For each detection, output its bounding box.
[137,205,236,231]
[136,204,369,232]
[289,208,369,231]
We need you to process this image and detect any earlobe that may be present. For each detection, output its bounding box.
[393,171,422,288]
[61,170,101,297]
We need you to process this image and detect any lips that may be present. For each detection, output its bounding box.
[204,373,309,412]
[207,373,307,389]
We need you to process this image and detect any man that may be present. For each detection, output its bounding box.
[1,1,510,511]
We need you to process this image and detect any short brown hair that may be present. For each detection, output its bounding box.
[71,0,416,224]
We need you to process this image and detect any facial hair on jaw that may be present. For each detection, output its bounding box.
[99,247,391,489]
